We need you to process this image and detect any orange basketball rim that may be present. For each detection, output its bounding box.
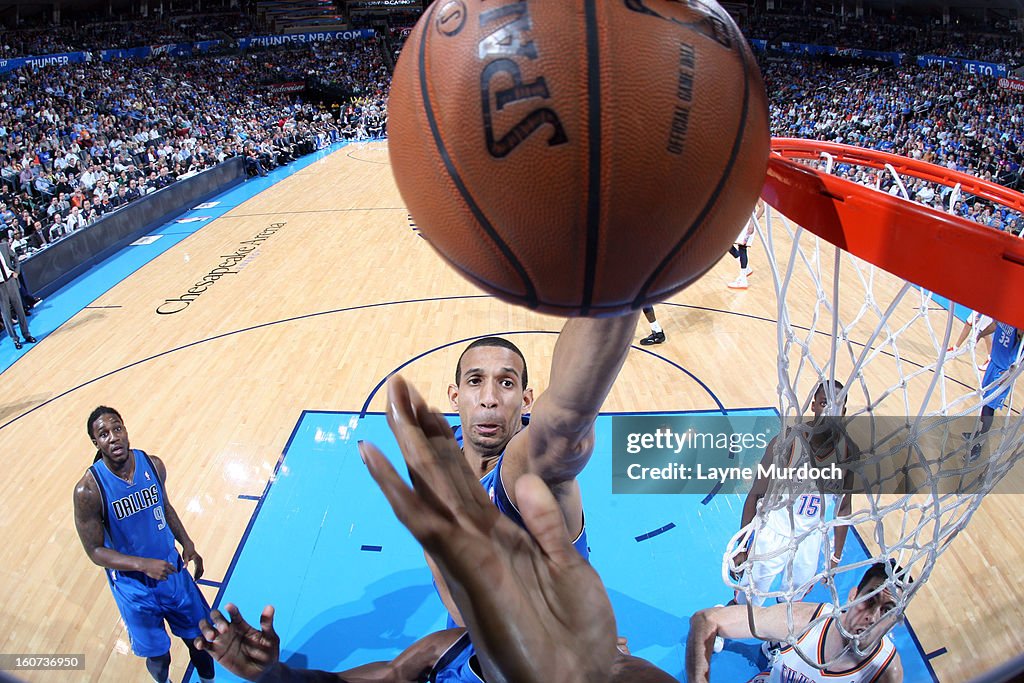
[762,138,1024,330]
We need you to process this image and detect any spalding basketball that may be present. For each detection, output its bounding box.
[388,0,770,316]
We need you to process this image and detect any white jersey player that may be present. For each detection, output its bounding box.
[688,561,906,683]
[728,198,763,290]
[948,310,993,370]
[754,604,897,683]
[734,381,855,606]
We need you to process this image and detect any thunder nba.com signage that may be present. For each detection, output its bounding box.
[238,29,375,49]
[0,29,374,74]
[0,51,90,73]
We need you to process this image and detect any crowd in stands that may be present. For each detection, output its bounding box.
[744,11,1024,67]
[2,4,1022,273]
[303,40,391,99]
[0,13,260,58]
[0,37,389,259]
[763,57,1024,234]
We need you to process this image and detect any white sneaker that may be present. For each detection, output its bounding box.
[743,267,753,276]
[711,603,727,652]
[728,277,748,290]
[761,640,782,664]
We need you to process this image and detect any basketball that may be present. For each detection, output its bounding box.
[388,0,770,316]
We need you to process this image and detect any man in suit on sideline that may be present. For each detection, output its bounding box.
[0,229,36,350]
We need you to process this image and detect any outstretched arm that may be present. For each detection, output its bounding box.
[687,602,820,682]
[522,313,640,483]
[496,314,639,536]
[197,603,459,682]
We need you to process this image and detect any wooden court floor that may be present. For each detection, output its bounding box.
[0,141,1020,682]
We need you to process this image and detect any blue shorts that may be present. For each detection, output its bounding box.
[983,364,1013,410]
[107,556,210,657]
[430,632,485,682]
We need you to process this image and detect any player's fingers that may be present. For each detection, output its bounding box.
[198,618,218,643]
[385,377,470,507]
[207,609,231,635]
[385,377,443,478]
[418,402,455,440]
[421,407,494,514]
[384,374,421,433]
[515,473,577,566]
[360,439,452,548]
[395,377,492,515]
[260,605,278,639]
[223,603,252,632]
[384,377,497,532]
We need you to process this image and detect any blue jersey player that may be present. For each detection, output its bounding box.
[195,375,675,683]
[431,316,639,623]
[192,316,679,681]
[965,321,1023,461]
[73,406,216,683]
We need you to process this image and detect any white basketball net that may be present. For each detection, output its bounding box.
[722,158,1024,671]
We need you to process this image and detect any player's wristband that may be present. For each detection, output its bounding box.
[830,553,842,563]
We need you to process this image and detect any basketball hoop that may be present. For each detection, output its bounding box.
[763,138,1024,330]
[723,139,1024,670]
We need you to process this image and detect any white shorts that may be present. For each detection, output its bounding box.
[735,220,756,246]
[968,311,993,334]
[735,525,823,606]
